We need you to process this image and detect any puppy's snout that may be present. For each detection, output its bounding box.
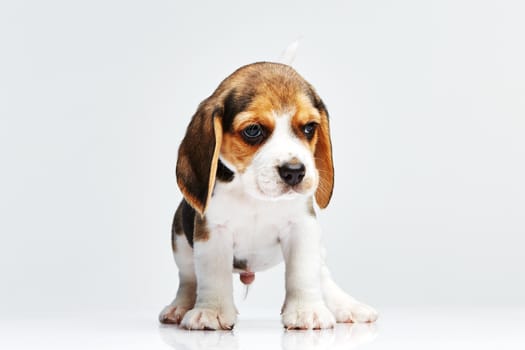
[278,162,306,186]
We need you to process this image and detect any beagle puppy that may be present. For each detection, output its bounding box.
[159,62,378,330]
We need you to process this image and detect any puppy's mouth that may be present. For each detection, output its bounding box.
[253,177,316,200]
[282,184,310,196]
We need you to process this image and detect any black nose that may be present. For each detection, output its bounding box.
[278,162,306,186]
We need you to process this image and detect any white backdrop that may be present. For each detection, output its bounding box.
[1,0,524,319]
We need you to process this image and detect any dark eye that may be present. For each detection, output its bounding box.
[242,124,265,144]
[303,122,317,139]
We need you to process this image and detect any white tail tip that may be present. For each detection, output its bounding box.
[279,39,300,66]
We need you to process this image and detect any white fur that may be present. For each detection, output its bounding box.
[158,231,196,325]
[239,112,318,201]
[160,111,378,330]
[279,39,301,66]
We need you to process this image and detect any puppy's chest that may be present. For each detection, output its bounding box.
[206,184,305,272]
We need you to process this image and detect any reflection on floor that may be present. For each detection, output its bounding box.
[1,307,524,350]
[159,320,377,350]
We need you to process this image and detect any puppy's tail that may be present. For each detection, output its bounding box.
[279,39,301,66]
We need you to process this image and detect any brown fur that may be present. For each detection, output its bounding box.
[193,215,210,242]
[176,101,222,215]
[220,109,274,173]
[313,108,334,208]
[291,94,322,152]
[307,197,316,217]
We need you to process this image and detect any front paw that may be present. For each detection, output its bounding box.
[281,301,335,330]
[159,304,191,325]
[330,301,378,323]
[180,306,237,330]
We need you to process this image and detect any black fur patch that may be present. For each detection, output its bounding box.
[175,162,233,250]
[172,201,184,235]
[171,202,184,252]
[233,257,248,270]
[181,199,196,247]
[306,87,329,117]
[222,89,255,132]
[216,159,234,182]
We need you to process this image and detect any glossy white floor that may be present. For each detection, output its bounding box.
[2,307,524,350]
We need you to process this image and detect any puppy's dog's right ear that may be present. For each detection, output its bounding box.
[176,100,223,216]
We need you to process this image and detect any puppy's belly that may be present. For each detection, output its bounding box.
[233,244,283,272]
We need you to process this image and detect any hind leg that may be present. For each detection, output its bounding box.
[320,248,378,323]
[159,231,196,324]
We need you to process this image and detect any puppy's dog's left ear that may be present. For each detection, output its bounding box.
[312,95,334,208]
[176,100,223,216]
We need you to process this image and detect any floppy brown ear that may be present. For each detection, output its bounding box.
[176,101,223,216]
[314,105,334,209]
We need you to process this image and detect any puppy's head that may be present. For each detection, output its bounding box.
[177,62,334,215]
